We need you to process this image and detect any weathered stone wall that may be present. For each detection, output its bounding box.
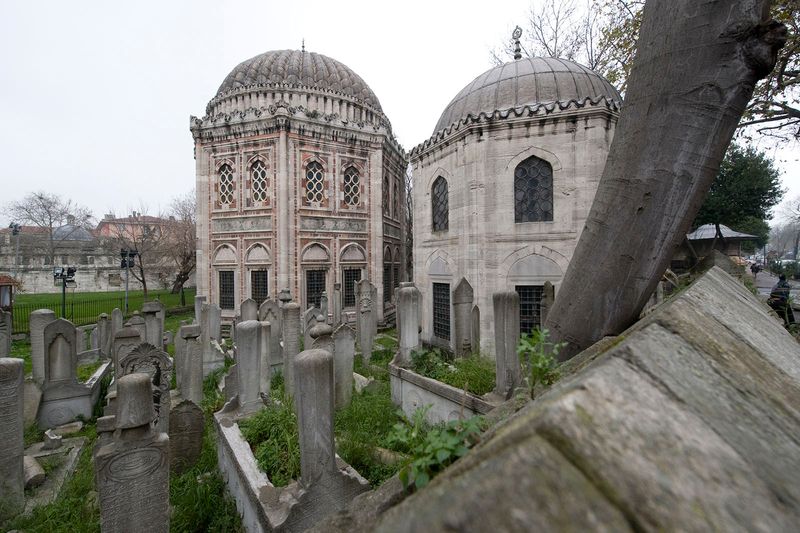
[315,267,800,532]
[411,108,617,354]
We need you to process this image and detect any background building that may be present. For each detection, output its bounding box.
[411,56,621,353]
[191,49,407,320]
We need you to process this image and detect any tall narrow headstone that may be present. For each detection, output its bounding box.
[259,321,271,398]
[200,303,224,375]
[319,292,329,324]
[169,398,204,474]
[119,343,173,433]
[356,280,375,363]
[453,278,475,357]
[370,285,378,337]
[493,292,523,400]
[241,298,258,322]
[310,317,334,354]
[110,308,123,351]
[333,282,342,326]
[236,320,262,414]
[0,358,24,519]
[142,301,164,348]
[397,284,421,366]
[30,309,56,384]
[332,324,355,409]
[113,327,143,380]
[294,349,336,486]
[97,313,111,357]
[95,373,169,533]
[540,281,555,326]
[283,302,301,396]
[177,324,203,406]
[194,295,206,325]
[207,303,222,341]
[0,309,12,358]
[259,299,282,364]
[44,318,78,385]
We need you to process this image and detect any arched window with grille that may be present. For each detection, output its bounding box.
[304,161,324,206]
[250,159,268,204]
[343,166,360,207]
[382,173,390,215]
[514,156,553,222]
[218,163,234,206]
[431,176,448,232]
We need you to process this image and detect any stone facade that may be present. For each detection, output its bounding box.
[191,49,407,323]
[410,57,620,354]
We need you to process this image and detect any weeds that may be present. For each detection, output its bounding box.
[410,348,495,396]
[517,328,564,398]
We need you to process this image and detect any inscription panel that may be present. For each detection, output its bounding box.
[212,215,273,234]
[301,216,367,233]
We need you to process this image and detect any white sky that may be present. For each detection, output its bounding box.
[1,0,798,225]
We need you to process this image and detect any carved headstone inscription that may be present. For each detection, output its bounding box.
[30,309,56,384]
[94,373,169,533]
[119,343,173,433]
[169,398,204,474]
[453,278,475,357]
[0,358,24,519]
[356,280,375,363]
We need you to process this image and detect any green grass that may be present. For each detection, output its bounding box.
[15,288,196,307]
[11,338,32,375]
[410,348,496,396]
[77,360,104,382]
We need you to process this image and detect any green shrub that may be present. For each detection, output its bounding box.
[517,328,564,398]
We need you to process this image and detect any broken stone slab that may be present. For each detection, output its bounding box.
[43,429,63,450]
[52,420,83,436]
[23,436,86,515]
[24,455,46,489]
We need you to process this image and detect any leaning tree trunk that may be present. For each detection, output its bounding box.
[545,0,786,360]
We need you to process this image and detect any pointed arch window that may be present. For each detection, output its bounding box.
[343,166,360,206]
[514,156,553,222]
[383,173,390,215]
[305,161,324,205]
[250,159,268,203]
[431,176,449,232]
[218,164,234,205]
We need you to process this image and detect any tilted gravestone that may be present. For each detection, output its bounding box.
[493,292,523,400]
[259,299,282,366]
[94,373,169,533]
[241,298,258,322]
[283,302,301,397]
[169,398,204,474]
[119,343,173,433]
[332,324,355,409]
[0,358,24,519]
[30,309,56,384]
[0,309,12,358]
[142,301,164,348]
[453,278,474,357]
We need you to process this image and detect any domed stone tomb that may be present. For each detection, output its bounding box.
[191,49,407,321]
[410,54,621,354]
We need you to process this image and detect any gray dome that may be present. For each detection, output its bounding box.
[216,49,383,112]
[434,57,621,134]
[53,224,93,242]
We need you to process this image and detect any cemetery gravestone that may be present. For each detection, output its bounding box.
[194,295,206,325]
[178,325,203,406]
[0,357,24,519]
[127,312,147,341]
[471,305,481,355]
[119,343,173,433]
[94,373,170,533]
[236,320,262,414]
[283,302,301,396]
[493,292,523,400]
[397,285,421,366]
[259,321,271,398]
[241,298,258,321]
[113,327,143,380]
[453,278,474,357]
[110,308,123,354]
[356,280,375,363]
[259,299,282,366]
[319,291,329,324]
[169,398,204,474]
[303,306,319,352]
[332,324,355,409]
[0,309,12,357]
[30,309,56,384]
[142,301,164,348]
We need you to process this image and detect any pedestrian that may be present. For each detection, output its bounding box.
[750,263,760,278]
[768,274,795,326]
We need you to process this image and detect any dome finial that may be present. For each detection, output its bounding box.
[302,39,305,53]
[512,26,523,60]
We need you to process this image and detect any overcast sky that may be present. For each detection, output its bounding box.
[1,0,798,226]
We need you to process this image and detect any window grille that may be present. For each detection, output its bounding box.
[219,270,235,310]
[251,160,268,203]
[514,156,553,222]
[432,176,449,231]
[383,173,390,215]
[343,268,361,307]
[432,282,451,341]
[343,167,360,206]
[306,269,326,309]
[219,164,234,205]
[251,270,269,306]
[516,285,544,335]
[393,265,399,290]
[394,181,400,220]
[305,161,324,205]
[383,263,392,302]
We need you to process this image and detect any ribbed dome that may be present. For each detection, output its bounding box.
[434,57,621,134]
[216,49,383,112]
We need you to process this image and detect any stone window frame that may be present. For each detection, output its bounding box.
[246,154,271,208]
[302,157,329,209]
[513,155,555,223]
[214,160,238,210]
[431,176,449,232]
[212,243,239,312]
[340,243,367,310]
[244,243,272,306]
[300,242,332,310]
[341,164,362,209]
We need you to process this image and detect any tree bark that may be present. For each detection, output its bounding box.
[545,0,786,360]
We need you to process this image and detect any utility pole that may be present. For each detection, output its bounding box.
[53,266,76,319]
[121,249,138,313]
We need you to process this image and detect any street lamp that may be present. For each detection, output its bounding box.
[9,222,20,279]
[53,266,76,318]
[120,249,138,313]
